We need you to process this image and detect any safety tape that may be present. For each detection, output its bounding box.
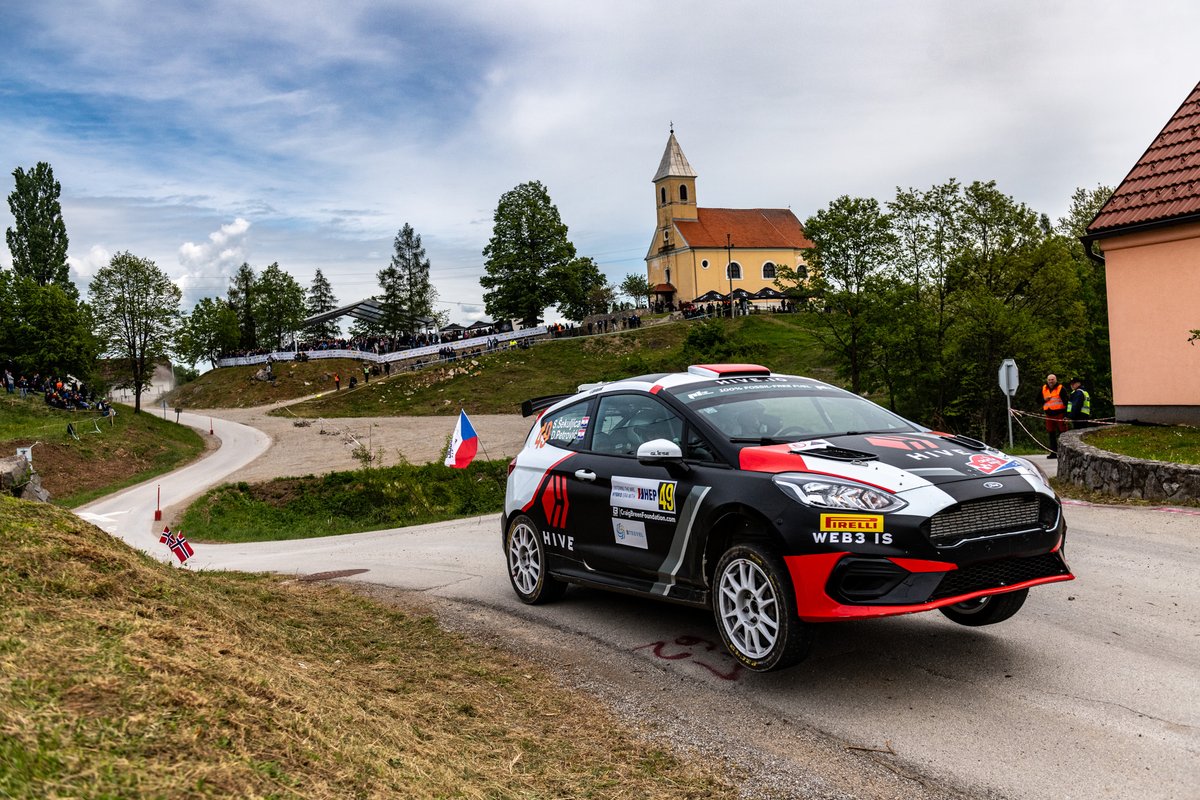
[1011,409,1120,426]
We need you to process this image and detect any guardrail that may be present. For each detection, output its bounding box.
[215,326,548,368]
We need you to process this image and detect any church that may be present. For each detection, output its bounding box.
[645,130,813,309]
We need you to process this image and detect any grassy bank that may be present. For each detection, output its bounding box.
[0,396,206,507]
[0,495,732,798]
[278,313,838,418]
[181,460,507,542]
[166,357,365,409]
[1082,424,1200,465]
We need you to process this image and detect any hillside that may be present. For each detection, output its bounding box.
[166,357,365,409]
[277,313,839,418]
[0,495,732,798]
[0,396,205,507]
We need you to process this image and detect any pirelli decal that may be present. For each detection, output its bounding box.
[819,513,883,533]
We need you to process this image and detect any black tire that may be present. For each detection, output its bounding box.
[713,542,812,672]
[938,588,1028,627]
[505,514,567,604]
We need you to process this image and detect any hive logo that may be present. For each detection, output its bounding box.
[819,513,883,533]
[864,434,939,451]
[541,475,569,527]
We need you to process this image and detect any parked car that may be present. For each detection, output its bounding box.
[503,364,1073,671]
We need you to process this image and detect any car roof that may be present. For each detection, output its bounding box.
[540,364,839,416]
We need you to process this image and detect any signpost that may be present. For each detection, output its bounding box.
[998,359,1019,450]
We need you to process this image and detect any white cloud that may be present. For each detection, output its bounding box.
[176,218,251,305]
[67,244,111,292]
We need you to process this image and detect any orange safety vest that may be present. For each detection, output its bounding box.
[1042,384,1066,413]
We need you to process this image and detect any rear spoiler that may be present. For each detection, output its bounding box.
[521,394,574,418]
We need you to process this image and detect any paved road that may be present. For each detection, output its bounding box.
[76,419,1200,799]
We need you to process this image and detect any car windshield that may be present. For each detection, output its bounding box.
[671,380,918,441]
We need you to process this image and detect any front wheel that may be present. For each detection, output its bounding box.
[938,588,1028,626]
[713,543,812,672]
[505,515,567,604]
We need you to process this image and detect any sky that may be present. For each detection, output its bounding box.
[2,1,1198,325]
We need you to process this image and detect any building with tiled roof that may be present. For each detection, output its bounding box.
[1082,80,1200,424]
[645,131,812,309]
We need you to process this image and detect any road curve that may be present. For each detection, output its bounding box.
[76,411,270,556]
[73,414,1200,799]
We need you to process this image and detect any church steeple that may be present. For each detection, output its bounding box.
[653,128,698,246]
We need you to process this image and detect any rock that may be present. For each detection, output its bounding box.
[0,455,51,502]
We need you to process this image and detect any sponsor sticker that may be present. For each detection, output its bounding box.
[611,477,678,514]
[788,439,832,452]
[612,518,648,549]
[575,415,590,439]
[819,513,884,533]
[613,507,675,524]
[966,454,1021,475]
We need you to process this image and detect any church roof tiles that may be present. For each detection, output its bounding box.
[675,208,813,249]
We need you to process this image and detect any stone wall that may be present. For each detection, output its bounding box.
[1058,427,1200,502]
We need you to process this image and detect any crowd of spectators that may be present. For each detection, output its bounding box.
[219,325,505,361]
[4,368,111,414]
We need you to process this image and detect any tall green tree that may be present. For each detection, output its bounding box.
[481,181,577,327]
[548,256,608,321]
[378,223,438,338]
[804,195,897,393]
[620,273,652,308]
[0,269,96,377]
[226,262,257,350]
[304,268,340,339]
[177,297,239,368]
[89,252,181,413]
[6,162,73,296]
[253,262,306,351]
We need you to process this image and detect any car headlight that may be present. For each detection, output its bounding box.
[772,474,907,513]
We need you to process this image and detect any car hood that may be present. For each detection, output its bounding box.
[738,431,1047,493]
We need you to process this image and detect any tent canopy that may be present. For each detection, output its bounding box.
[693,290,728,302]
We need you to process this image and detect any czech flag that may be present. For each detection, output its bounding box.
[445,409,479,468]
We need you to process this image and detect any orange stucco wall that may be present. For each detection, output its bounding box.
[1102,220,1200,408]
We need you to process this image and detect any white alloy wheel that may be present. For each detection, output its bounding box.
[718,557,781,659]
[508,520,541,596]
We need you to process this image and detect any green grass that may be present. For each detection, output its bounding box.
[166,357,365,409]
[181,460,507,542]
[1082,424,1200,465]
[0,396,206,507]
[0,494,733,799]
[277,314,840,418]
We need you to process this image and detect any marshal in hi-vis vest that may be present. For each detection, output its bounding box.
[1042,384,1066,413]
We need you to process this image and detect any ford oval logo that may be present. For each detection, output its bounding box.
[983,481,1003,489]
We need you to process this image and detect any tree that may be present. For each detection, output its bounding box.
[304,268,340,339]
[548,256,608,321]
[252,263,306,351]
[378,223,438,338]
[771,262,813,305]
[6,162,73,296]
[620,273,652,308]
[481,181,577,327]
[804,195,897,393]
[177,297,239,368]
[226,262,257,350]
[0,269,96,377]
[89,252,181,413]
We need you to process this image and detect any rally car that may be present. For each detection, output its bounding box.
[502,364,1073,672]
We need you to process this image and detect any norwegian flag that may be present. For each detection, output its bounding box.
[160,526,194,564]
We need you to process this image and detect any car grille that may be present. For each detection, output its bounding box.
[928,495,1041,543]
[930,552,1069,600]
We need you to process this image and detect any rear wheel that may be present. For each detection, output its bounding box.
[713,543,812,671]
[938,588,1028,626]
[505,514,567,604]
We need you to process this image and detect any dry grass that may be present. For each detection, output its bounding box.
[0,495,733,799]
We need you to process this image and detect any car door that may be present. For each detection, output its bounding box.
[571,392,709,585]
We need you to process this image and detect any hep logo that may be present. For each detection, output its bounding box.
[541,475,569,527]
[657,481,675,513]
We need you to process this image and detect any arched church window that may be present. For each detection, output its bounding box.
[762,262,776,280]
[660,187,666,205]
[679,184,688,202]
[726,262,742,280]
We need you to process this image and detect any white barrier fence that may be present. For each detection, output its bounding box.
[215,326,549,368]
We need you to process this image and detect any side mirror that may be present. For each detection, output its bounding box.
[636,438,683,464]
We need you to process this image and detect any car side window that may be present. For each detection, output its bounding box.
[686,425,719,462]
[592,394,683,456]
[533,401,592,451]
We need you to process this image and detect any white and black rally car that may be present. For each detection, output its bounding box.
[503,364,1073,672]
